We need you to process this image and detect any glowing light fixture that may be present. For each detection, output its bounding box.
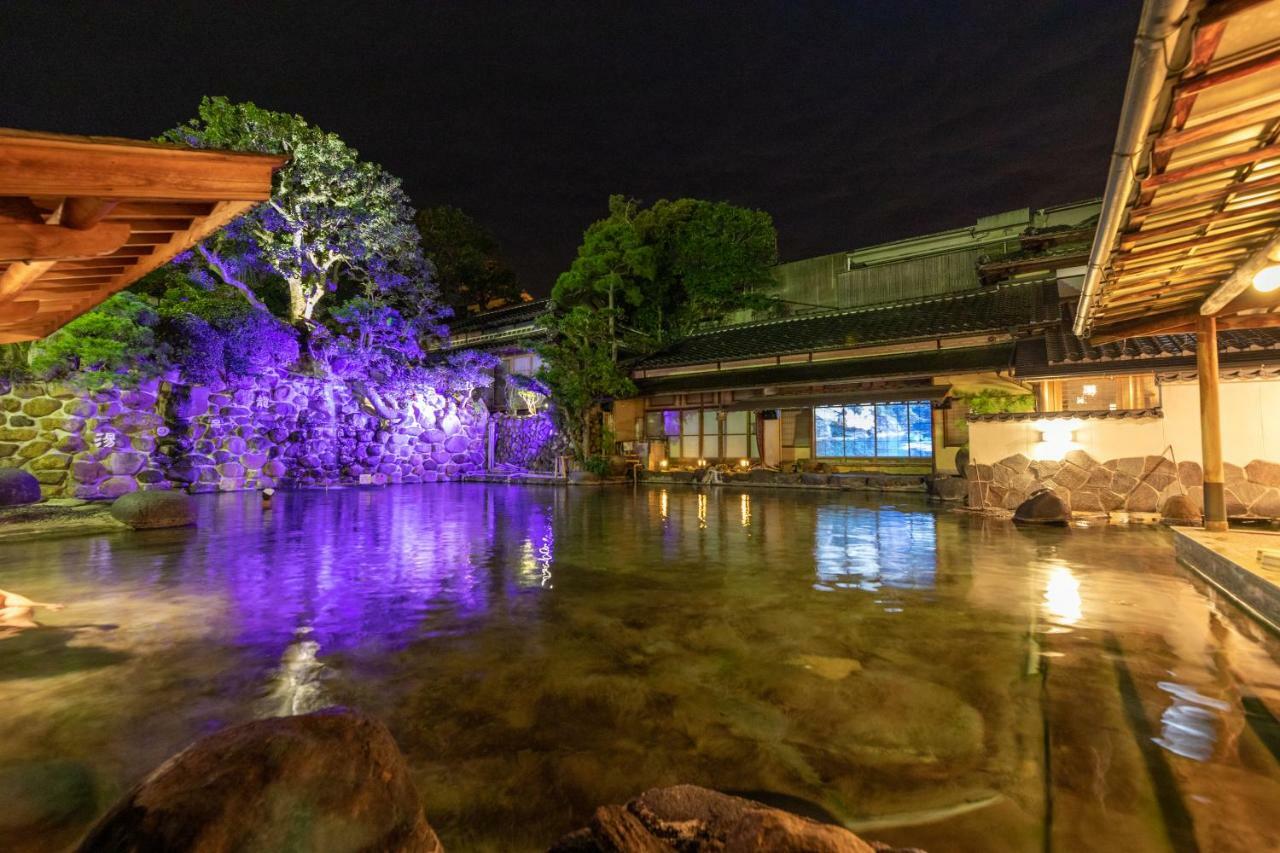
[1032,418,1081,461]
[1082,383,1097,397]
[658,459,668,469]
[1252,264,1280,293]
[697,458,707,467]
[738,458,750,468]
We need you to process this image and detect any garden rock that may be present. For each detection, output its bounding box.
[109,491,196,530]
[1013,489,1070,525]
[549,785,919,853]
[1160,494,1200,525]
[0,469,41,506]
[76,709,441,853]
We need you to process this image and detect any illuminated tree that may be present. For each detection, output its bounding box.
[162,97,440,327]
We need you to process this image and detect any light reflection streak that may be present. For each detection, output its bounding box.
[697,493,707,529]
[740,493,751,528]
[1043,565,1082,625]
[1153,681,1230,761]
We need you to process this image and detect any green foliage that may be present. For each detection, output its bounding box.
[540,195,777,458]
[162,96,439,326]
[580,455,612,477]
[536,306,635,459]
[29,293,160,387]
[958,389,1036,415]
[416,205,522,314]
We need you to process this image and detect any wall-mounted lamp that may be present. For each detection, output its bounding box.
[696,458,707,467]
[659,459,668,469]
[738,458,750,468]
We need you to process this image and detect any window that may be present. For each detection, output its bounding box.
[503,353,542,377]
[814,401,933,458]
[644,409,757,460]
[942,401,969,447]
[1036,375,1159,412]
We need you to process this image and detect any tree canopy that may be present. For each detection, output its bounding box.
[416,205,523,315]
[539,194,778,460]
[162,96,443,331]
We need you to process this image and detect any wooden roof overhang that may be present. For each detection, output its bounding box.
[0,129,286,342]
[1078,0,1280,342]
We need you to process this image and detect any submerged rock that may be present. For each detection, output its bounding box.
[549,785,923,852]
[0,468,41,506]
[77,709,441,853]
[109,490,196,530]
[1012,489,1069,525]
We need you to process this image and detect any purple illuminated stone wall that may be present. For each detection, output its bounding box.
[491,411,559,473]
[0,373,488,499]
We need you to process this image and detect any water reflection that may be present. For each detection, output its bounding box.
[1042,565,1082,626]
[1154,681,1231,762]
[813,504,936,592]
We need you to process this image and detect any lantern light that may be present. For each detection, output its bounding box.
[739,458,750,468]
[1252,264,1280,293]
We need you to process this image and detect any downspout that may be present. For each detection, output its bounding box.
[1073,0,1191,338]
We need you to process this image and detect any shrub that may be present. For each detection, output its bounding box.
[29,293,161,386]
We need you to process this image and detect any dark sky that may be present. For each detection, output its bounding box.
[3,1,1140,294]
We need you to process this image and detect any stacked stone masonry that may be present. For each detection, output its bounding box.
[965,450,1280,520]
[0,374,488,500]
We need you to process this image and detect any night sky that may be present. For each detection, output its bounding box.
[4,1,1139,294]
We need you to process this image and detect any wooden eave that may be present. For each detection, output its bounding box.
[1087,0,1280,337]
[0,128,286,342]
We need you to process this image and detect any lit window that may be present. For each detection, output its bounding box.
[814,401,933,458]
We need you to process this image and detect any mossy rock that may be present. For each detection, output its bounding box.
[21,398,62,418]
[109,490,196,529]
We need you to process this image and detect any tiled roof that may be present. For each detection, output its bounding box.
[635,344,1014,396]
[634,280,1058,369]
[447,298,549,334]
[1016,321,1280,378]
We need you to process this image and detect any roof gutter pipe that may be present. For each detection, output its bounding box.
[1073,0,1191,338]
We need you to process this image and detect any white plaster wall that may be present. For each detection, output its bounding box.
[1160,379,1280,466]
[970,377,1280,465]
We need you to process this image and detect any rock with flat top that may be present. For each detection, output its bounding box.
[1160,494,1200,525]
[76,709,441,853]
[549,785,923,852]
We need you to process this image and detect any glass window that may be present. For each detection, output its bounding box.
[663,410,681,436]
[645,412,664,439]
[814,401,933,459]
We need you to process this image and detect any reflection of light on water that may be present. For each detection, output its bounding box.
[1043,565,1082,625]
[1153,681,1230,761]
[659,489,668,521]
[813,505,936,594]
[261,627,330,718]
[698,493,707,529]
[740,493,751,527]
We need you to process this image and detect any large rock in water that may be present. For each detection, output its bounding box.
[549,785,922,852]
[1161,494,1201,525]
[0,468,41,506]
[76,709,441,853]
[109,490,196,529]
[1012,489,1070,525]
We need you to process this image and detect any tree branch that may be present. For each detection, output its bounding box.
[196,244,268,312]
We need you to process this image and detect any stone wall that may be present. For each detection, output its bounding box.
[965,450,1280,519]
[491,411,559,473]
[0,373,488,500]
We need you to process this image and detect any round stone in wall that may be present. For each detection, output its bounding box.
[0,469,41,506]
[109,490,196,529]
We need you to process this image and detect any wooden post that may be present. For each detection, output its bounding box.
[1196,314,1228,531]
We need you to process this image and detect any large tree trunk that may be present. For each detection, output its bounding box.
[288,277,307,323]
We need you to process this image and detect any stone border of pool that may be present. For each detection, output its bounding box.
[1173,527,1280,633]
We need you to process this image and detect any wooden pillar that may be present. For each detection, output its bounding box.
[1196,315,1228,531]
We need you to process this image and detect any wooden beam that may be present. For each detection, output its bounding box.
[1201,229,1280,313]
[1198,0,1272,26]
[0,221,130,262]
[0,129,286,201]
[1140,142,1280,191]
[1129,172,1280,225]
[0,298,40,326]
[1155,98,1280,154]
[1089,310,1201,344]
[58,200,257,323]
[61,197,119,229]
[1119,199,1280,248]
[0,261,55,304]
[1175,46,1280,100]
[1197,314,1227,530]
[105,201,216,219]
